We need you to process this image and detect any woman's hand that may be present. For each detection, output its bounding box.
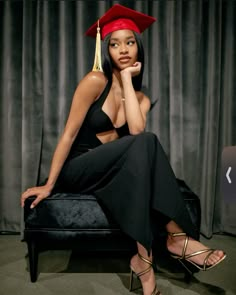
[21,184,53,209]
[120,62,141,78]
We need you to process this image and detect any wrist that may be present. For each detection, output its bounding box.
[45,181,55,191]
[120,70,132,81]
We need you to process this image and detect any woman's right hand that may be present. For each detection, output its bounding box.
[21,184,53,209]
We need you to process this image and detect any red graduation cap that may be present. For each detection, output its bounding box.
[86,4,156,40]
[85,4,156,72]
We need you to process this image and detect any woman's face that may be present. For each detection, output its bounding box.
[108,29,138,70]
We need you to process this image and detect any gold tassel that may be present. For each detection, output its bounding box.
[92,20,103,72]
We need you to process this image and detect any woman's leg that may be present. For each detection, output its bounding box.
[130,242,157,295]
[166,220,225,266]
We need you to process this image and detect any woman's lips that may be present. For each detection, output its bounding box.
[119,56,131,62]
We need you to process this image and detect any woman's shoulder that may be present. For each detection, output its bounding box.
[136,91,150,102]
[83,71,108,87]
[136,91,151,111]
[74,71,108,100]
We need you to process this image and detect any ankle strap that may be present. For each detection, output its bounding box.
[168,232,187,237]
[138,253,153,266]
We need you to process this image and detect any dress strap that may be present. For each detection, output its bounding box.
[92,79,112,108]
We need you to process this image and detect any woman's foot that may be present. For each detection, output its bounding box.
[130,254,158,295]
[167,233,226,269]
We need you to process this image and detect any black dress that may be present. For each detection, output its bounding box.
[56,81,199,251]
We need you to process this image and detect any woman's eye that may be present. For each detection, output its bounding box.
[127,40,135,45]
[110,43,118,48]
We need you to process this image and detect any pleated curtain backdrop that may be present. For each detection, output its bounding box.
[0,0,235,237]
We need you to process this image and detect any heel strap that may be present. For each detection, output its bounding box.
[168,232,187,237]
[135,253,153,277]
[168,232,188,258]
[151,284,162,295]
[138,253,153,266]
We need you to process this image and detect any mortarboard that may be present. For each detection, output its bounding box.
[86,4,156,40]
[85,4,156,72]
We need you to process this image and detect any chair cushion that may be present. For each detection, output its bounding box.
[23,179,201,243]
[24,193,135,251]
[24,193,119,231]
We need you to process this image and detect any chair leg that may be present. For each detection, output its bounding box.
[27,240,38,282]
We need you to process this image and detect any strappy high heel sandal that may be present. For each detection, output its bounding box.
[168,232,226,275]
[129,253,161,295]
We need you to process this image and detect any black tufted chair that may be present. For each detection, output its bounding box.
[23,179,201,282]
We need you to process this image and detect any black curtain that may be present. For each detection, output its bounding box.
[0,0,235,237]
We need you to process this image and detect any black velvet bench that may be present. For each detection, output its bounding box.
[23,179,201,282]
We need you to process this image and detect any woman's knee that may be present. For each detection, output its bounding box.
[134,132,157,143]
[132,132,158,155]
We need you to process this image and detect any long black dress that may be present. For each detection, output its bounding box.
[56,81,199,251]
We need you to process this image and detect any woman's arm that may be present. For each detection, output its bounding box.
[46,72,107,188]
[21,71,107,208]
[120,62,151,135]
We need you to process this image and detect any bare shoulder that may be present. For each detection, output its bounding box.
[82,71,107,89]
[137,91,151,110]
[136,91,149,101]
[72,71,108,103]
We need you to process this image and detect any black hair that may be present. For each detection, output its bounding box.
[102,31,144,91]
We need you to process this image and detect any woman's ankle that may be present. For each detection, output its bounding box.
[130,253,152,270]
[130,254,156,295]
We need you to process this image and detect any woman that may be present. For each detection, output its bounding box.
[21,4,226,295]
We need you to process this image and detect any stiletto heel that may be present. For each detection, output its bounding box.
[129,268,134,291]
[129,253,161,295]
[168,232,226,273]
